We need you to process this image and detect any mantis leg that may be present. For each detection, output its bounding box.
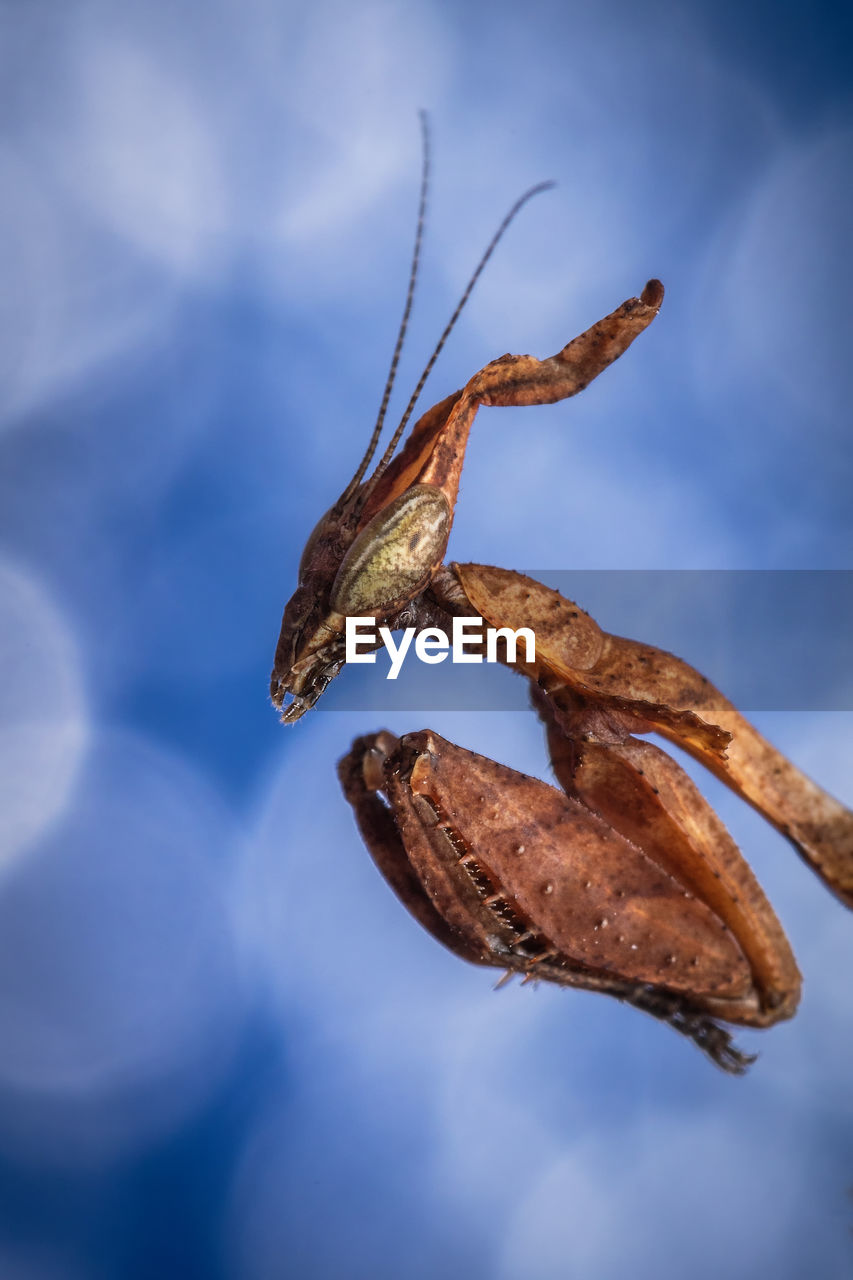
[337,725,759,1073]
[362,282,664,519]
[535,687,801,1027]
[436,562,853,908]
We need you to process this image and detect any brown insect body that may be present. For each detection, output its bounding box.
[271,138,853,1071]
[339,729,798,1072]
[271,281,665,721]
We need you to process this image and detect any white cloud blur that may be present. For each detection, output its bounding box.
[694,126,853,434]
[0,558,89,874]
[497,1110,822,1279]
[1,0,850,1273]
[0,728,250,1166]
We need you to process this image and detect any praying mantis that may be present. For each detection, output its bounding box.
[270,122,853,1072]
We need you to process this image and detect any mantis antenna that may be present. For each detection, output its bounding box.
[341,112,555,512]
[341,110,431,503]
[358,174,554,508]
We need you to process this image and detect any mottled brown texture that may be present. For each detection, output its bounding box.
[455,563,604,672]
[339,729,770,1072]
[539,706,800,1022]
[330,485,451,616]
[446,564,853,909]
[404,733,751,997]
[272,242,851,1072]
[271,284,664,720]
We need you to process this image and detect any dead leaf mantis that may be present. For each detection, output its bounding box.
[271,119,853,1072]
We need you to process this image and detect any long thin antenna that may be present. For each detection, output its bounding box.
[340,111,430,504]
[357,178,555,506]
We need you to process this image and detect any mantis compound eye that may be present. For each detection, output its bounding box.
[298,505,336,580]
[330,484,451,617]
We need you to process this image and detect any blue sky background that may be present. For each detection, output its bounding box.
[1,1,852,1277]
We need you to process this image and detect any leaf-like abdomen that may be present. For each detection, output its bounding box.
[404,731,752,998]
